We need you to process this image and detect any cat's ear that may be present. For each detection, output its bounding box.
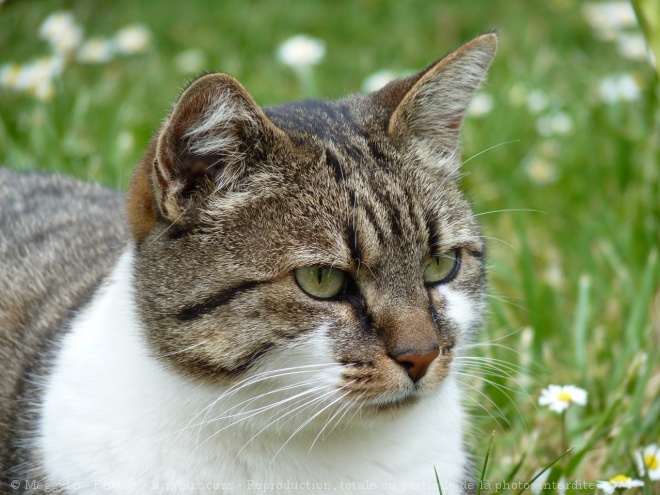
[379,33,497,157]
[127,73,286,240]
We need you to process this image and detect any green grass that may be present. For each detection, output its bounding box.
[1,0,659,493]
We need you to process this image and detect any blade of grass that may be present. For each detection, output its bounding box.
[434,466,444,495]
[515,447,573,495]
[502,451,528,485]
[476,432,495,495]
[572,274,590,379]
[564,385,628,476]
[631,0,660,79]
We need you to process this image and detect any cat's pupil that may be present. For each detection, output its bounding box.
[317,267,323,284]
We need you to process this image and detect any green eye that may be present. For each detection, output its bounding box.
[423,249,460,284]
[295,266,346,299]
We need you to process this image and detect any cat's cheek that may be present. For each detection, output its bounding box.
[435,285,480,337]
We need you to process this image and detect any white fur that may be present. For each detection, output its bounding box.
[184,93,254,161]
[40,247,469,494]
[437,287,476,333]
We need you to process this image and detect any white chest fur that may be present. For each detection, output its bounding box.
[39,248,469,495]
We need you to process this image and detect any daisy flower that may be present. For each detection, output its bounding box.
[468,93,494,118]
[526,89,549,114]
[524,155,558,186]
[538,384,587,413]
[77,38,115,64]
[599,74,641,104]
[362,70,398,93]
[536,111,573,136]
[39,12,83,54]
[277,35,326,69]
[596,475,644,494]
[581,2,638,41]
[174,48,207,75]
[636,444,660,480]
[114,25,152,54]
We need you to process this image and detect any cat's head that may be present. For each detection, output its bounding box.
[126,34,496,418]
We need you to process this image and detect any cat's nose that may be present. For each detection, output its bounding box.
[393,348,440,383]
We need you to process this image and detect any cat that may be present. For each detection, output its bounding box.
[0,33,496,494]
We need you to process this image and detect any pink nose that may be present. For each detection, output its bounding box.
[393,349,440,382]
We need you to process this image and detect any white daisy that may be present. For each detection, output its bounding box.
[114,25,152,54]
[636,444,660,480]
[468,93,494,118]
[2,57,63,99]
[173,48,207,75]
[536,111,573,136]
[277,35,326,68]
[596,475,644,494]
[39,11,83,54]
[599,74,641,104]
[616,33,649,62]
[362,70,398,93]
[526,89,549,114]
[0,63,22,89]
[78,38,115,64]
[524,155,558,186]
[582,2,638,39]
[538,384,587,413]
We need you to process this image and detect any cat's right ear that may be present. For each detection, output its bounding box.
[377,33,497,162]
[127,73,286,241]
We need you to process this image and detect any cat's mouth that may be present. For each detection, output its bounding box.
[339,379,428,412]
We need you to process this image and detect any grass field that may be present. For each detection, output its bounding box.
[1,0,659,493]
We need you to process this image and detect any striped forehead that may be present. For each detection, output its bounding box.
[264,97,454,267]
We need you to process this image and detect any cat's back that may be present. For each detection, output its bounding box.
[0,167,127,479]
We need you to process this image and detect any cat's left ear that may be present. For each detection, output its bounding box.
[127,73,287,241]
[381,33,497,157]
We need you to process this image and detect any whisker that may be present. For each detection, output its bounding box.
[440,208,547,233]
[232,385,345,466]
[308,391,360,452]
[454,384,505,431]
[455,378,512,430]
[326,391,366,436]
[191,383,336,461]
[171,364,336,441]
[454,371,530,431]
[454,355,534,377]
[477,234,520,254]
[155,340,209,358]
[269,382,355,469]
[457,341,539,364]
[190,377,327,430]
[461,140,520,167]
[485,294,529,312]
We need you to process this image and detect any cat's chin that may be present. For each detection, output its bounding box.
[351,390,423,418]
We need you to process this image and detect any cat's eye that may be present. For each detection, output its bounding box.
[423,249,460,284]
[295,266,346,299]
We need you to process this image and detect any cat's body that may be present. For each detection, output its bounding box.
[0,35,497,494]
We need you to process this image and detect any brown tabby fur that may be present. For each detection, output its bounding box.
[0,33,496,491]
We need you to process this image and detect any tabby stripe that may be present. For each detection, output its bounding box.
[325,148,345,184]
[402,186,425,235]
[367,140,388,163]
[368,182,405,239]
[358,201,388,247]
[427,217,441,252]
[175,280,261,321]
[345,222,362,262]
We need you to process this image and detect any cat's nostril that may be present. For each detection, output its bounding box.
[393,348,440,383]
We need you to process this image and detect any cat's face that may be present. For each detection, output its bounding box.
[127,35,495,419]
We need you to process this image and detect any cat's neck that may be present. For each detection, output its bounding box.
[39,247,469,494]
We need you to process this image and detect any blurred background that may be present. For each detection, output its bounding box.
[1,0,659,492]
